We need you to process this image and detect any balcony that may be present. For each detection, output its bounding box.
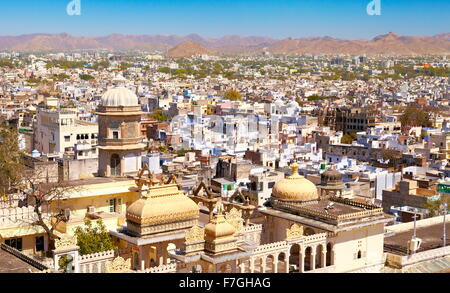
[98,137,144,146]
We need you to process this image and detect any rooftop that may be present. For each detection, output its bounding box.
[384,222,450,255]
[0,249,39,273]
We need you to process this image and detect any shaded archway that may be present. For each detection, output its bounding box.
[304,227,315,236]
[266,255,275,273]
[278,252,287,273]
[304,247,312,271]
[111,154,121,176]
[316,245,323,269]
[326,243,334,266]
[219,263,232,273]
[289,244,300,272]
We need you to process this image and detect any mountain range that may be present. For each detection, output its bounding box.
[0,32,449,55]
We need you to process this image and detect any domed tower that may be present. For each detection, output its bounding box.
[96,80,145,177]
[319,164,345,199]
[271,163,319,205]
[204,202,237,254]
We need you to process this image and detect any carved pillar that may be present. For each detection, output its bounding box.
[321,250,327,268]
[285,252,290,273]
[261,257,266,273]
[299,249,304,273]
[238,262,244,273]
[310,249,316,271]
[273,254,278,273]
[73,251,79,273]
[120,154,125,176]
[120,122,126,139]
[250,258,255,273]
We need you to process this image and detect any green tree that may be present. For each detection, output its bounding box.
[423,197,449,218]
[0,123,24,198]
[79,74,95,81]
[74,220,117,256]
[307,95,328,101]
[175,149,191,157]
[148,110,169,123]
[58,255,72,273]
[158,146,168,153]
[341,132,357,144]
[224,89,242,101]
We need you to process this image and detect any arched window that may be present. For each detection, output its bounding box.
[357,250,362,259]
[111,154,121,176]
[326,243,333,266]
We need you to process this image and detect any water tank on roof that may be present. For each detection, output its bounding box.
[31,150,41,158]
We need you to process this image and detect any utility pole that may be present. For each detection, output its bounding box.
[412,212,418,239]
[443,202,447,247]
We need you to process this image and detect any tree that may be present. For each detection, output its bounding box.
[341,132,356,144]
[224,89,242,101]
[20,174,82,251]
[0,123,23,198]
[148,110,169,123]
[74,220,117,256]
[79,74,95,81]
[0,124,80,251]
[423,196,449,218]
[399,107,432,128]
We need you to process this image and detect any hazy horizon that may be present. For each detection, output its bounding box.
[0,31,448,41]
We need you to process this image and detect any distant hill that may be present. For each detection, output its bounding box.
[0,32,449,55]
[266,32,450,55]
[166,41,216,58]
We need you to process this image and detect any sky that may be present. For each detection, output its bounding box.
[0,0,449,39]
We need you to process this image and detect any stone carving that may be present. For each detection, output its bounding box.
[54,234,78,251]
[286,223,304,240]
[105,256,131,273]
[225,207,244,234]
[185,225,205,243]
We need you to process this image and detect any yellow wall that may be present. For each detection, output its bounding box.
[332,223,385,272]
[0,233,47,256]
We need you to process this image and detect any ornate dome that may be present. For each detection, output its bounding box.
[321,164,343,185]
[101,86,138,107]
[204,209,236,241]
[126,184,199,226]
[272,163,318,201]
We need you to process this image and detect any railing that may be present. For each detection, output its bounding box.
[136,263,177,273]
[385,245,450,269]
[253,241,289,255]
[242,224,263,233]
[0,206,48,228]
[78,250,116,273]
[0,243,49,271]
[303,233,328,244]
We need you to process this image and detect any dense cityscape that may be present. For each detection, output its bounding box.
[0,0,449,279]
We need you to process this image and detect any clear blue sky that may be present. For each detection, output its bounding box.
[1,0,449,39]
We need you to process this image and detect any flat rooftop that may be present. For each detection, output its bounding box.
[67,176,133,187]
[303,200,366,217]
[384,222,450,255]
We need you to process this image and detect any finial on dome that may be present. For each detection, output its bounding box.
[290,163,299,175]
[215,200,225,215]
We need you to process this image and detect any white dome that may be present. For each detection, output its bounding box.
[101,87,138,107]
